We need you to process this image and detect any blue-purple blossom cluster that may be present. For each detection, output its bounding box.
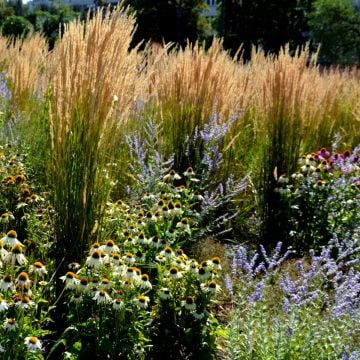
[125,118,174,195]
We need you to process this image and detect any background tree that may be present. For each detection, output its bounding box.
[2,14,33,38]
[216,0,312,58]
[124,0,208,46]
[308,0,360,64]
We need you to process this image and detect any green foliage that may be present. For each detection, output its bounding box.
[2,15,33,38]
[309,0,360,64]
[124,0,208,46]
[217,0,311,57]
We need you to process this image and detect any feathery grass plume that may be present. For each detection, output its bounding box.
[4,35,47,112]
[48,5,143,267]
[145,39,241,169]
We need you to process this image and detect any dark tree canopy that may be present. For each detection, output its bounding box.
[217,0,312,58]
[124,0,207,47]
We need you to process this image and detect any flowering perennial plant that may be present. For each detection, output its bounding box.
[225,232,360,359]
[275,146,360,252]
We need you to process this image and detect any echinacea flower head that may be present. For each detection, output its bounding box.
[123,252,135,264]
[68,262,81,271]
[0,296,8,312]
[139,274,152,289]
[2,230,23,248]
[183,167,195,177]
[0,274,15,292]
[0,246,8,263]
[163,170,181,181]
[193,309,206,320]
[161,246,175,258]
[59,272,79,289]
[210,257,221,270]
[70,293,83,304]
[124,267,138,280]
[113,298,124,310]
[16,271,31,288]
[183,296,196,311]
[78,278,89,292]
[16,295,34,309]
[197,267,210,281]
[168,266,182,279]
[3,317,18,331]
[93,290,112,304]
[100,278,111,289]
[159,287,171,300]
[134,295,150,308]
[29,261,47,276]
[4,243,27,265]
[102,239,120,254]
[201,280,221,294]
[24,336,42,351]
[85,250,103,268]
[150,236,160,248]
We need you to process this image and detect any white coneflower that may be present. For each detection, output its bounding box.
[124,236,137,247]
[165,228,177,240]
[173,257,188,271]
[100,278,112,289]
[16,272,31,288]
[0,344,4,352]
[113,298,124,310]
[0,274,15,292]
[0,240,8,260]
[149,236,161,248]
[163,170,181,181]
[136,233,148,245]
[3,318,18,331]
[173,202,183,216]
[85,250,103,269]
[160,246,175,259]
[123,252,135,265]
[93,290,112,304]
[78,278,89,292]
[138,274,152,290]
[193,309,206,320]
[0,296,8,312]
[183,296,196,311]
[101,239,120,254]
[161,205,170,218]
[183,166,195,177]
[188,260,199,274]
[145,211,157,223]
[176,218,191,233]
[59,272,79,289]
[168,266,182,280]
[135,250,145,263]
[111,253,122,266]
[124,267,138,281]
[159,288,170,300]
[16,295,34,309]
[201,280,221,294]
[68,262,81,271]
[197,267,210,281]
[89,242,101,254]
[4,243,27,265]
[1,230,23,248]
[134,295,150,308]
[155,254,166,263]
[24,336,42,351]
[29,261,47,276]
[70,293,83,304]
[209,257,222,270]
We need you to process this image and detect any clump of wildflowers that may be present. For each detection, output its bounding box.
[275,145,359,253]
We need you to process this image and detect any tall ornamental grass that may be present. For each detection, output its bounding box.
[47,6,144,268]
